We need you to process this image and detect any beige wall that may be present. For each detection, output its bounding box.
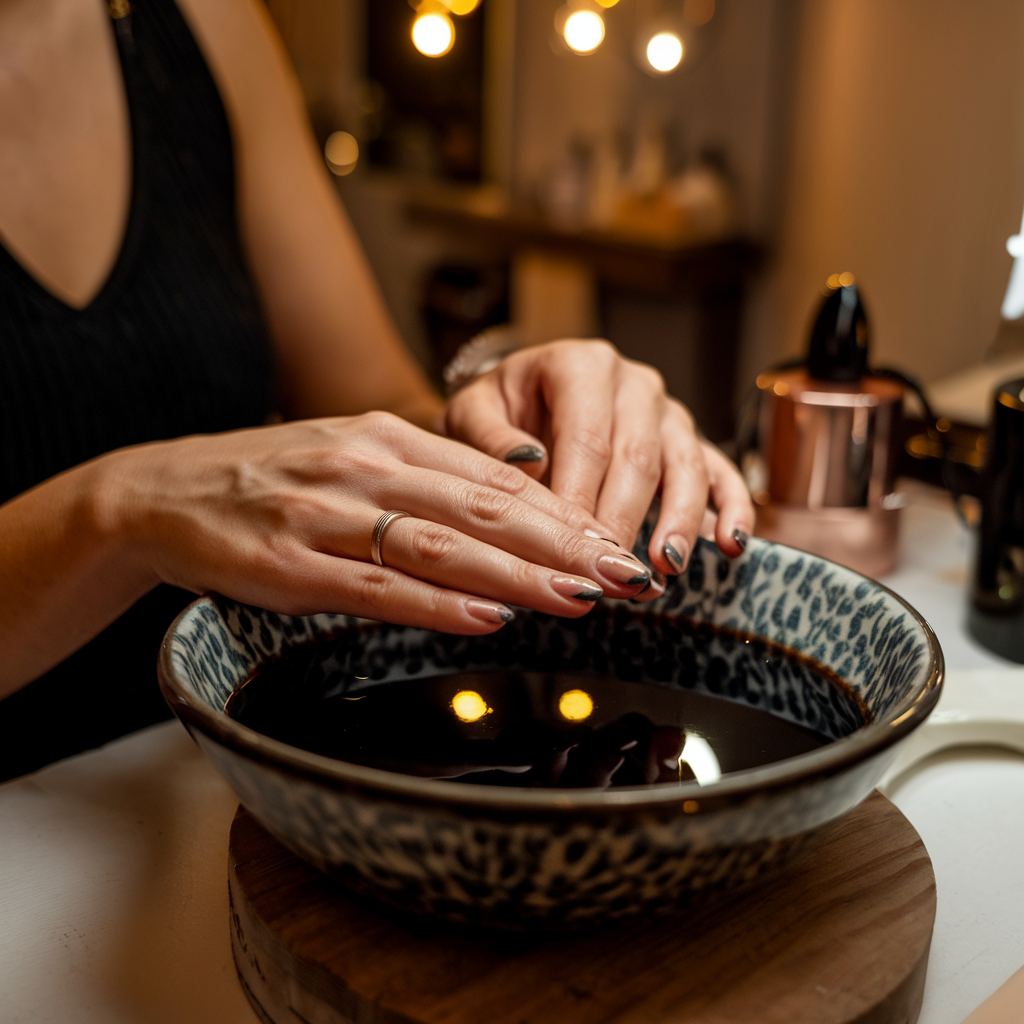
[745,0,1024,389]
[511,0,790,233]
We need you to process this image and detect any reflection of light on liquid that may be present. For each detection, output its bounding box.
[564,10,605,54]
[324,131,359,176]
[412,12,454,57]
[558,689,594,721]
[451,690,490,722]
[826,271,856,289]
[646,32,683,73]
[678,732,721,785]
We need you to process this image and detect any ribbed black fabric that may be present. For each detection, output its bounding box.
[0,0,277,780]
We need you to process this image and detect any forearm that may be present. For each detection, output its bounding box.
[175,0,443,430]
[0,456,157,698]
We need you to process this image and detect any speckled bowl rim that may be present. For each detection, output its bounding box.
[158,550,944,816]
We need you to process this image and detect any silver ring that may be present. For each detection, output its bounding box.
[370,510,410,567]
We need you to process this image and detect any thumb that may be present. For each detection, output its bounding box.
[445,376,549,480]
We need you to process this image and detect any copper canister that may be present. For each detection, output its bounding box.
[746,369,904,578]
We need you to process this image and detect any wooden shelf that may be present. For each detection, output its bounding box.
[405,187,765,297]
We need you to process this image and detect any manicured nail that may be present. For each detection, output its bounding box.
[466,600,515,624]
[551,576,604,601]
[664,537,689,573]
[505,444,545,463]
[584,529,621,547]
[733,528,749,552]
[597,554,650,588]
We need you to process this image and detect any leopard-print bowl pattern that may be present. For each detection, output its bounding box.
[159,535,942,929]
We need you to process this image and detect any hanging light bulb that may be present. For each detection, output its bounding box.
[646,31,684,72]
[563,9,605,54]
[412,11,454,56]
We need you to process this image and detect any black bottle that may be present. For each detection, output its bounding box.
[969,377,1024,661]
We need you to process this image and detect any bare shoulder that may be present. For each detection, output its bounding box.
[171,0,308,152]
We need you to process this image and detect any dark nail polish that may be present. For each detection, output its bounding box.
[596,555,650,588]
[663,543,683,572]
[505,444,545,463]
[552,576,604,601]
[467,600,516,625]
[601,537,621,547]
[733,528,749,551]
[629,580,653,602]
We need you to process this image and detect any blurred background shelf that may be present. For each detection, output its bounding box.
[406,185,765,440]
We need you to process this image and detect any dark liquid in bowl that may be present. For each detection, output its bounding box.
[227,635,861,788]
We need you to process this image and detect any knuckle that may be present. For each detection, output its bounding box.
[621,438,661,480]
[356,409,404,441]
[352,564,397,610]
[480,459,531,495]
[571,427,612,464]
[461,484,515,525]
[407,523,459,567]
[636,363,665,393]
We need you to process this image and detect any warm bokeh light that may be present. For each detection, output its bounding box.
[563,10,605,54]
[412,12,455,56]
[827,271,856,289]
[594,0,620,7]
[451,690,490,722]
[683,0,716,26]
[646,32,684,72]
[558,689,594,721]
[324,131,359,176]
[445,0,481,13]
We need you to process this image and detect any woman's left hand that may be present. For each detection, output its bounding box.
[445,340,754,593]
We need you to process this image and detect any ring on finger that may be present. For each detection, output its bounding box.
[370,510,411,567]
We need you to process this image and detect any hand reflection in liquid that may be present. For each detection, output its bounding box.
[411,714,692,790]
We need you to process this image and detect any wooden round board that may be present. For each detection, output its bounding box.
[228,791,935,1024]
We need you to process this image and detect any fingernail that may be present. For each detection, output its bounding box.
[664,537,689,573]
[551,576,604,601]
[733,528,749,552]
[597,554,650,588]
[466,600,515,624]
[505,444,545,463]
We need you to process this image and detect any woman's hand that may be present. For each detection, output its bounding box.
[102,412,655,635]
[444,340,755,584]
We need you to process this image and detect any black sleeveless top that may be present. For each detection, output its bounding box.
[0,0,276,779]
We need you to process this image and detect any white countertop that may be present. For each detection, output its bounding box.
[2,482,1022,1024]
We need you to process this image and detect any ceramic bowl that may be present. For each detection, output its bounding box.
[158,537,942,929]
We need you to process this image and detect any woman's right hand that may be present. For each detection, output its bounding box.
[101,412,655,635]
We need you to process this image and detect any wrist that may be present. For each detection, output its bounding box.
[442,326,523,396]
[84,446,163,590]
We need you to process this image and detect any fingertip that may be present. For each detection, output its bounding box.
[505,443,548,479]
[465,600,516,629]
[716,520,753,558]
[505,443,546,464]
